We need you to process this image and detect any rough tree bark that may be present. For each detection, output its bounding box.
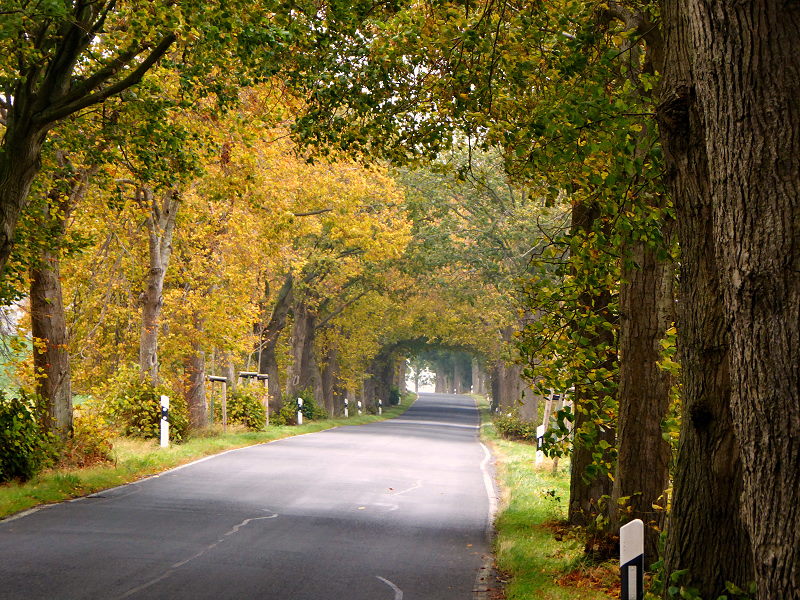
[258,275,294,409]
[31,251,72,439]
[657,1,754,594]
[567,200,617,527]
[363,349,394,410]
[319,346,345,416]
[184,343,206,430]
[30,153,95,440]
[678,1,800,595]
[139,187,179,385]
[285,299,316,399]
[612,223,675,560]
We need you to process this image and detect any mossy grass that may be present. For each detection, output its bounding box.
[0,398,413,520]
[474,395,615,600]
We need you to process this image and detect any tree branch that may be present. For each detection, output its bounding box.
[36,33,176,125]
[293,208,334,217]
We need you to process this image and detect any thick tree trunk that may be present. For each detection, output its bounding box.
[258,276,294,410]
[395,358,406,396]
[0,126,49,273]
[29,153,96,440]
[567,200,616,527]
[364,349,394,410]
[680,2,800,595]
[657,2,754,594]
[518,386,540,423]
[285,300,316,398]
[139,187,179,386]
[434,361,448,393]
[184,346,206,430]
[612,228,675,560]
[320,346,345,416]
[31,249,72,440]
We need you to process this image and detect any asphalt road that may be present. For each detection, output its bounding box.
[0,393,496,599]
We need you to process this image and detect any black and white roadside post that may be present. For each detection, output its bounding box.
[357,400,362,416]
[297,397,304,425]
[207,375,228,432]
[344,398,349,418]
[160,395,170,448]
[620,519,644,600]
[378,399,382,415]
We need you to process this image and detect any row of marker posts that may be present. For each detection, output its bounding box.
[160,379,390,448]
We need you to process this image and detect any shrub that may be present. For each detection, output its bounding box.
[213,387,266,431]
[105,380,189,442]
[0,390,53,482]
[271,389,327,425]
[494,410,539,443]
[389,386,402,406]
[60,407,115,468]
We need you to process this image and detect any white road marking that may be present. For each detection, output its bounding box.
[389,479,422,496]
[376,576,403,599]
[0,505,50,523]
[479,442,498,522]
[114,511,278,599]
[474,437,499,599]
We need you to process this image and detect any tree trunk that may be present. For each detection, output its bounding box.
[184,345,206,430]
[678,2,800,595]
[320,345,345,416]
[611,223,675,560]
[139,187,179,386]
[453,357,464,393]
[285,300,316,398]
[258,276,294,409]
[396,358,406,396]
[364,349,394,410]
[435,364,447,393]
[29,152,96,440]
[0,126,49,274]
[567,200,616,527]
[518,385,540,422]
[657,2,754,594]
[31,249,72,440]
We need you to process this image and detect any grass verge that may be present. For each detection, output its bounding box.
[475,396,616,600]
[0,399,414,520]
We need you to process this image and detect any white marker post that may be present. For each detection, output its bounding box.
[160,395,170,448]
[344,398,349,418]
[357,400,362,416]
[535,423,546,466]
[620,519,644,600]
[378,399,382,415]
[297,397,304,425]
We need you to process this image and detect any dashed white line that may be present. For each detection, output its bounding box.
[376,576,403,599]
[114,511,278,599]
[389,479,422,496]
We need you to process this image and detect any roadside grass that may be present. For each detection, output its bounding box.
[0,399,413,520]
[475,396,616,600]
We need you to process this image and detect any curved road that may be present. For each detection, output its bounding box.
[0,393,496,599]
